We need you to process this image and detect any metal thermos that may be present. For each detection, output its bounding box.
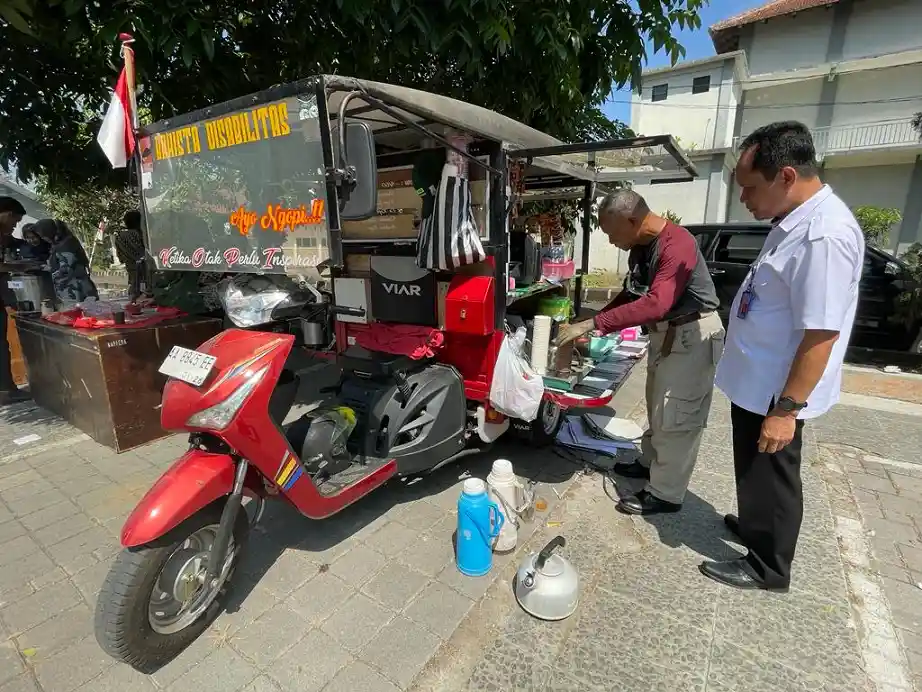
[7,272,56,313]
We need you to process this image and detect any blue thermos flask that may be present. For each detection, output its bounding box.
[456,478,505,577]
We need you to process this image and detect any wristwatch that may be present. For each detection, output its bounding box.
[776,396,807,413]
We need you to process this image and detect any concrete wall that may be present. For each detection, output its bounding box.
[727,162,922,251]
[745,0,922,76]
[727,185,749,223]
[747,6,833,75]
[571,209,628,277]
[739,79,824,136]
[823,162,921,252]
[841,0,922,62]
[633,156,716,225]
[631,61,731,150]
[831,65,922,129]
[578,226,629,277]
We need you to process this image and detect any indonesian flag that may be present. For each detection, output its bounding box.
[96,68,136,169]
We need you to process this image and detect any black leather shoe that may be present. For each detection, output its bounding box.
[724,514,741,539]
[616,490,681,516]
[698,558,789,593]
[612,461,650,480]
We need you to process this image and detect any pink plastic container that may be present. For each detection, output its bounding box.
[620,327,639,341]
[542,259,575,282]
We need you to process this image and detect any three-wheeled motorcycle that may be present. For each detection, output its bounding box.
[93,75,696,671]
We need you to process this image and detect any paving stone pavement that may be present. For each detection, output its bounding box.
[4,361,922,692]
[411,381,922,692]
[0,363,647,692]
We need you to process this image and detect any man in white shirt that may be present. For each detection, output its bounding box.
[699,121,864,593]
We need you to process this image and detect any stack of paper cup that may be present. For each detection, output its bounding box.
[531,315,552,375]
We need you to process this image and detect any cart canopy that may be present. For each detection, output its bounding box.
[139,87,329,277]
[324,77,697,185]
[138,75,698,276]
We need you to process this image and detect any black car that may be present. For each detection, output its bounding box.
[686,223,922,352]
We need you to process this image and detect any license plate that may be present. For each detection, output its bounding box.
[7,281,23,289]
[159,346,217,386]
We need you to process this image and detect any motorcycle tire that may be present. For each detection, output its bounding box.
[94,500,249,674]
[516,399,564,447]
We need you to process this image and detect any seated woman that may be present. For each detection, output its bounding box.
[15,224,52,264]
[32,219,99,302]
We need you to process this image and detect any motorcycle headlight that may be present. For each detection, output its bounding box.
[220,281,293,328]
[186,366,268,430]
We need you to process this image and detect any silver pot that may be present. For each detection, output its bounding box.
[6,272,57,312]
[514,536,579,621]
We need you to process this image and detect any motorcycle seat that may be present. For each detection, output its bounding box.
[337,346,419,379]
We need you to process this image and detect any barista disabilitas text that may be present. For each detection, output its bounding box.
[152,101,292,161]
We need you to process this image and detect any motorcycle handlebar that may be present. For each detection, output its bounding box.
[330,305,366,317]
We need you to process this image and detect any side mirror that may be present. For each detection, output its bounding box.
[885,261,901,277]
[332,120,378,221]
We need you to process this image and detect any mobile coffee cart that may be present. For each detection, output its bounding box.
[93,76,698,672]
[139,76,696,441]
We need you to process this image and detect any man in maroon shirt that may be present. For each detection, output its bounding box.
[556,190,724,514]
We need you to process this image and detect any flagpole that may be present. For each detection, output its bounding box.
[118,33,139,130]
[117,32,148,295]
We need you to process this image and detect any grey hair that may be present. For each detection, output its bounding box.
[598,189,649,219]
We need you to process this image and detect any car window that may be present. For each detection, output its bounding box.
[713,233,766,264]
[689,231,716,257]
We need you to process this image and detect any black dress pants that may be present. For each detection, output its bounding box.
[731,403,806,588]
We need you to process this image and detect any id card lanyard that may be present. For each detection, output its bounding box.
[737,243,779,320]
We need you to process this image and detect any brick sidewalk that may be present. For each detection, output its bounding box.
[0,363,646,692]
[6,362,922,692]
[841,366,922,406]
[412,389,890,692]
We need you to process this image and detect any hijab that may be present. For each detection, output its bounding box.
[33,219,91,267]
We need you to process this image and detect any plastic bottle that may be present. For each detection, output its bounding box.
[456,478,504,577]
[487,459,524,553]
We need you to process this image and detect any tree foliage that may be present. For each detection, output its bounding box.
[853,205,902,249]
[35,180,136,265]
[662,209,682,224]
[1,0,704,190]
[913,112,922,139]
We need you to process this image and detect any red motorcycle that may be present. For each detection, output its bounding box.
[90,72,663,672]
[93,274,612,672]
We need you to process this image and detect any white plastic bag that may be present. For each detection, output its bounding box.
[490,327,544,422]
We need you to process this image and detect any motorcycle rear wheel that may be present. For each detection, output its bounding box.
[517,399,564,447]
[94,500,249,673]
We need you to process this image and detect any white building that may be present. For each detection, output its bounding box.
[628,0,922,255]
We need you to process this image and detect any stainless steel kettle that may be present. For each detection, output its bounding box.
[514,536,579,621]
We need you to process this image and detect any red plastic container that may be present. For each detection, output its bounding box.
[542,259,575,282]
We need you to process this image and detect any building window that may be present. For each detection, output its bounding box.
[651,84,668,102]
[692,76,711,94]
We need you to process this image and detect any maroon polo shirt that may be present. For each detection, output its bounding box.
[593,222,706,335]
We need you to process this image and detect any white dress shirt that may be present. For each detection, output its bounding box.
[715,185,864,420]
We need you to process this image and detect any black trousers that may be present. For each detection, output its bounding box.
[731,403,805,588]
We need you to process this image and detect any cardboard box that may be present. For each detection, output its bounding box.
[342,213,418,239]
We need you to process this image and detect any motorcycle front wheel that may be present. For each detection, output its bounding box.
[94,500,249,673]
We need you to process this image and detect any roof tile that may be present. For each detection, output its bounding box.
[710,0,839,33]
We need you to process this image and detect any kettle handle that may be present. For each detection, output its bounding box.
[535,535,566,569]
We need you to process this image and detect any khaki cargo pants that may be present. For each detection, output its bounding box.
[639,311,725,504]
